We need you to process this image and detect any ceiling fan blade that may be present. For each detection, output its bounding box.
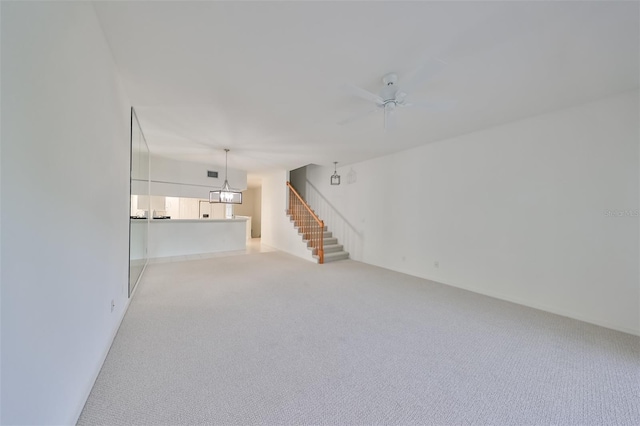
[343,83,384,105]
[404,99,457,111]
[400,58,447,95]
[338,108,378,126]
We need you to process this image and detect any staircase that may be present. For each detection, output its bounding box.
[287,215,350,263]
[286,181,349,264]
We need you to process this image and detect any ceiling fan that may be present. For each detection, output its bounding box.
[340,58,456,130]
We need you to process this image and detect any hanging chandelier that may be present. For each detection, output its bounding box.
[209,149,242,204]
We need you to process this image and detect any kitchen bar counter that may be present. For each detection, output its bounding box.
[150,218,248,223]
[148,217,248,258]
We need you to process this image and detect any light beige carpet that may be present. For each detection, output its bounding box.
[78,251,639,425]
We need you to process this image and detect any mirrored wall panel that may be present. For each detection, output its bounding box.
[129,107,149,296]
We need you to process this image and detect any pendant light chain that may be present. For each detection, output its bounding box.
[224,148,229,181]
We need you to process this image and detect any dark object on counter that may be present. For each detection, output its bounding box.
[203,214,209,218]
[153,216,171,219]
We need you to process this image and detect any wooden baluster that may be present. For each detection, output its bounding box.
[318,220,323,264]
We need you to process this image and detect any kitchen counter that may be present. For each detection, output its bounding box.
[150,218,248,223]
[148,217,248,258]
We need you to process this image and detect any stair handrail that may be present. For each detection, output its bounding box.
[286,181,324,264]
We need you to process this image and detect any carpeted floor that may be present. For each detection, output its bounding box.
[78,251,639,425]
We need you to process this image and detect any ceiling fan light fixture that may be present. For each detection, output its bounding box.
[209,149,242,204]
[340,63,455,130]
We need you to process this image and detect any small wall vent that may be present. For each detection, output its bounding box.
[207,171,219,178]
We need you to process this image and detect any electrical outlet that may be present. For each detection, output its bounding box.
[111,299,115,313]
[434,261,439,268]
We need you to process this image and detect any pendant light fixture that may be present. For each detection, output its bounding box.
[330,161,340,185]
[209,149,242,204]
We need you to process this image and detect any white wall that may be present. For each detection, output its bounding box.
[307,91,639,335]
[289,166,307,200]
[1,2,132,424]
[250,187,262,238]
[234,188,262,237]
[150,154,247,199]
[234,189,255,219]
[261,171,314,261]
[251,187,262,238]
[305,170,365,260]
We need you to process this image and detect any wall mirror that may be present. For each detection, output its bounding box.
[129,107,149,297]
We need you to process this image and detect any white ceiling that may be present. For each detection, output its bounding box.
[94,1,639,179]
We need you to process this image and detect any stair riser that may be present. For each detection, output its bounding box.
[313,251,349,263]
[290,220,327,232]
[291,218,326,226]
[306,238,337,246]
[310,245,343,255]
[296,229,332,238]
[305,241,338,249]
[322,245,343,254]
[324,254,349,263]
